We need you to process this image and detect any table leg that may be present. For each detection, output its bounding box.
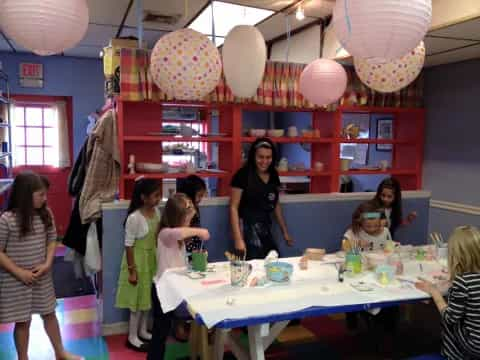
[190,322,199,360]
[213,328,228,360]
[247,325,265,360]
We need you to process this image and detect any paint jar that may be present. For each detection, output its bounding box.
[230,261,252,287]
[191,250,208,272]
[345,252,362,275]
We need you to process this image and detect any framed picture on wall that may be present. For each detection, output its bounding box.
[376,118,393,151]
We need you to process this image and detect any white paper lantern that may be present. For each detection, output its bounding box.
[0,0,89,56]
[222,25,266,98]
[354,42,425,93]
[299,59,347,106]
[333,0,431,62]
[150,29,222,101]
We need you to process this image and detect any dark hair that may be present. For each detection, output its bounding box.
[373,177,403,234]
[40,175,50,190]
[7,171,52,236]
[351,200,381,234]
[245,137,278,177]
[176,175,206,205]
[159,193,194,232]
[126,178,161,221]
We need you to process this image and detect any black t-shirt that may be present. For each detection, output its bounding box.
[231,166,280,223]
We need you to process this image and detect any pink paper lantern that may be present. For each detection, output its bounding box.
[0,0,89,56]
[299,59,347,106]
[150,29,222,101]
[354,42,425,93]
[333,0,431,62]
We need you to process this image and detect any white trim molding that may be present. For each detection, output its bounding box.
[102,322,128,336]
[430,199,480,216]
[102,191,431,210]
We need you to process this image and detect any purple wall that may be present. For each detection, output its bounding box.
[0,52,105,157]
[424,59,480,235]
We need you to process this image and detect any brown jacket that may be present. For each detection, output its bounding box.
[79,109,120,223]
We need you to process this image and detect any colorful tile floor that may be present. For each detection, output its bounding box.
[0,245,443,359]
[0,293,443,360]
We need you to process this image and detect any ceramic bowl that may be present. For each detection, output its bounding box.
[301,129,313,137]
[249,129,267,137]
[136,162,168,173]
[365,252,388,270]
[265,261,293,282]
[305,248,326,261]
[267,129,284,137]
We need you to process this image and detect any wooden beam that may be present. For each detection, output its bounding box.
[266,19,322,47]
[116,0,135,38]
[0,31,16,52]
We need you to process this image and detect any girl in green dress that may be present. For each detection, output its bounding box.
[115,178,162,352]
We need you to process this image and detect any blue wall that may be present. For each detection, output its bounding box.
[0,52,105,157]
[102,195,430,325]
[275,112,312,167]
[423,59,480,235]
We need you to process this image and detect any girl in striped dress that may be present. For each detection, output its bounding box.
[416,226,480,359]
[0,172,82,360]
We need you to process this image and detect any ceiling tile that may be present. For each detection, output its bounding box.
[63,45,104,58]
[80,24,117,47]
[119,28,167,48]
[123,0,208,31]
[86,0,131,26]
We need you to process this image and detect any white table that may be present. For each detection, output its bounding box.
[156,255,446,360]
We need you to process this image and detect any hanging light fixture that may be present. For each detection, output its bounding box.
[0,0,89,56]
[296,5,305,21]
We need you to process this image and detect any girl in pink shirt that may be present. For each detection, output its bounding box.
[148,193,210,360]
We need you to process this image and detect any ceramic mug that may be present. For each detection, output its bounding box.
[287,126,298,137]
[314,162,324,171]
[379,160,389,170]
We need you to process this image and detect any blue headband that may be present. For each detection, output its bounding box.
[362,212,381,220]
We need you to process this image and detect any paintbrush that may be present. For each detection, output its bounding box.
[224,251,234,262]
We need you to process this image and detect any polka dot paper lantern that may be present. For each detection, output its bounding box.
[354,42,425,93]
[0,0,89,56]
[150,29,222,101]
[333,0,431,62]
[299,59,347,106]
[222,25,266,98]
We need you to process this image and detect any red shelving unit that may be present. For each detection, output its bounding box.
[117,100,425,198]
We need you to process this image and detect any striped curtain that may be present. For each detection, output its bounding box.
[119,48,423,108]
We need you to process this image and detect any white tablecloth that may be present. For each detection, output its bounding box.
[155,256,444,328]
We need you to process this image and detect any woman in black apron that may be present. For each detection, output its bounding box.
[230,138,293,260]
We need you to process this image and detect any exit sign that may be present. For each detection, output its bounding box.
[19,63,43,88]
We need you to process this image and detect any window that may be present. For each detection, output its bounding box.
[13,104,59,167]
[188,1,273,46]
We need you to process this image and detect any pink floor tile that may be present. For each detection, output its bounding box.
[63,295,97,311]
[0,322,14,333]
[61,321,102,341]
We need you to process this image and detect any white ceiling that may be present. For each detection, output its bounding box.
[0,0,479,67]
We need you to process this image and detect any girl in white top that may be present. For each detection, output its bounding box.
[148,193,210,360]
[342,201,392,252]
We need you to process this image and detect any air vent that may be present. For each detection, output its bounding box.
[143,11,182,25]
